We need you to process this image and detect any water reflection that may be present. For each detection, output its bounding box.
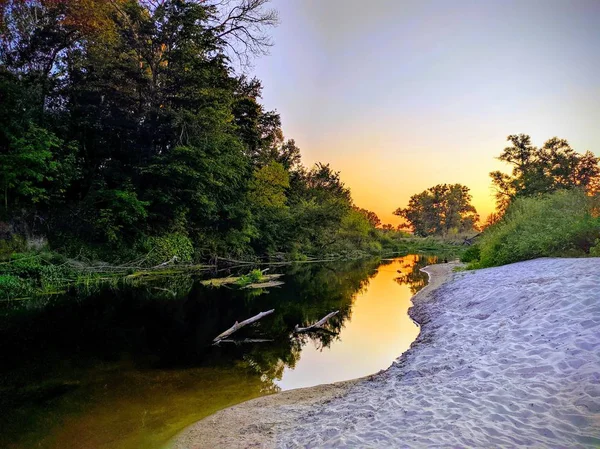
[395,254,439,294]
[275,256,434,390]
[0,255,437,449]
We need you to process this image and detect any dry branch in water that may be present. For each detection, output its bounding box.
[201,273,282,288]
[213,309,275,342]
[213,338,273,345]
[294,310,339,333]
[242,280,284,289]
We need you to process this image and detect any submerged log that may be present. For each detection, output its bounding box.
[213,309,275,342]
[294,310,339,333]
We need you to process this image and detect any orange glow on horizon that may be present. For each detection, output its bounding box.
[298,128,506,227]
[252,1,600,228]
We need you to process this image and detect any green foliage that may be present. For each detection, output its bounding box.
[355,208,381,228]
[0,235,26,260]
[248,162,290,209]
[394,184,479,237]
[0,251,75,298]
[236,269,264,286]
[490,134,600,211]
[470,190,600,268]
[88,188,150,244]
[460,244,481,263]
[0,274,33,298]
[0,123,78,211]
[590,239,600,257]
[141,233,195,266]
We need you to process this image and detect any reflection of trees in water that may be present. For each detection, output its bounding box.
[0,257,404,446]
[0,257,385,386]
[235,258,385,387]
[394,255,439,294]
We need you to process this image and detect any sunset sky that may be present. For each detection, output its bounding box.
[253,0,600,225]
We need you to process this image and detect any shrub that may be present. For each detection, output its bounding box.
[0,235,26,261]
[140,233,195,266]
[590,239,600,257]
[460,244,480,263]
[236,269,264,286]
[472,189,600,268]
[0,274,33,298]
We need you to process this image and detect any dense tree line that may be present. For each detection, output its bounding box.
[0,0,386,260]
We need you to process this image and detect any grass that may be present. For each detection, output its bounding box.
[0,250,214,302]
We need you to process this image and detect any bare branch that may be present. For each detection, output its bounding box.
[204,0,278,69]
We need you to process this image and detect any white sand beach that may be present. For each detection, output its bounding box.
[173,258,600,448]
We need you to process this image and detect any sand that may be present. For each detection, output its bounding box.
[172,258,600,448]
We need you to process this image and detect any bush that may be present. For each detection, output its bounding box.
[471,189,600,268]
[236,269,264,286]
[142,233,194,266]
[0,274,33,298]
[590,239,600,257]
[0,235,26,261]
[460,244,480,263]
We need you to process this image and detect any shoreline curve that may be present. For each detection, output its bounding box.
[169,261,459,449]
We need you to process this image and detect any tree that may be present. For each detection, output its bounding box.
[204,0,278,67]
[355,208,381,228]
[0,0,394,260]
[247,161,289,253]
[248,161,289,209]
[394,184,479,237]
[0,123,77,212]
[490,134,600,211]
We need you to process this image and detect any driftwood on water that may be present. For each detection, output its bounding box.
[201,273,283,288]
[213,309,275,342]
[294,310,339,333]
[242,280,285,289]
[214,338,273,345]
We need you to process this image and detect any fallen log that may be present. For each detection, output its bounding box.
[213,338,274,346]
[201,273,283,288]
[294,310,339,333]
[152,255,178,269]
[243,280,284,289]
[213,309,275,342]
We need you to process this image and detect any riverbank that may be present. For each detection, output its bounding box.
[0,241,463,302]
[170,262,458,448]
[172,258,600,448]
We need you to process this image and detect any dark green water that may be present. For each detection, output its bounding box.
[0,255,437,449]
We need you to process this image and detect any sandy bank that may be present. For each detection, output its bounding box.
[173,258,600,448]
[171,262,457,449]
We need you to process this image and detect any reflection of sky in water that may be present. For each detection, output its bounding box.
[276,256,423,390]
[1,255,436,449]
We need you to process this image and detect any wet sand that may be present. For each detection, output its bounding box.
[172,258,600,448]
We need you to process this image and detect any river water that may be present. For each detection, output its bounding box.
[0,254,437,449]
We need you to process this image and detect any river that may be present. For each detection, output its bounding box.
[0,254,437,449]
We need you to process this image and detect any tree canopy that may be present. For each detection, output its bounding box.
[0,0,387,260]
[394,184,479,237]
[490,134,600,211]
